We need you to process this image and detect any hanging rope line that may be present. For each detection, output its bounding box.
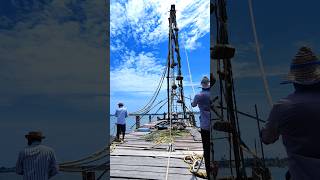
[184,46,196,97]
[248,0,273,107]
[130,65,167,115]
[130,99,168,129]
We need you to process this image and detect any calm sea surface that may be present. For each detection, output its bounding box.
[109,114,201,135]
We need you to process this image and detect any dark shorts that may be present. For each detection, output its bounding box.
[201,129,211,178]
[117,124,126,134]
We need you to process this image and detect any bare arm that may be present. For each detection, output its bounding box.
[261,105,281,144]
[115,110,118,117]
[191,95,198,107]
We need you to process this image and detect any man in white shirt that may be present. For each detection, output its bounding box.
[115,102,128,142]
[192,76,211,178]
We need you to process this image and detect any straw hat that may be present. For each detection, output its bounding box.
[201,76,210,88]
[25,131,45,139]
[282,46,320,85]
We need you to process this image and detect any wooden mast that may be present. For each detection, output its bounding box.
[166,4,189,123]
[212,0,246,178]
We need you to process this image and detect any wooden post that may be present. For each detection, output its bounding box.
[149,115,152,123]
[82,171,95,180]
[190,114,196,126]
[136,116,140,129]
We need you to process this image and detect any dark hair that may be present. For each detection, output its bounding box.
[293,82,320,92]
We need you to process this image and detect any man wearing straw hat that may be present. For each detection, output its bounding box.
[262,46,320,180]
[16,131,58,180]
[192,76,211,178]
[115,102,128,142]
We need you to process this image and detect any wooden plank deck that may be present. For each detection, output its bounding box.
[110,128,206,180]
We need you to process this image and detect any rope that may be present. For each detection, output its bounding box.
[183,153,207,178]
[165,85,174,180]
[165,145,172,180]
[59,147,108,166]
[248,0,273,107]
[130,99,168,129]
[184,46,196,97]
[131,65,167,115]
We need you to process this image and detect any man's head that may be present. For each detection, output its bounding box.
[283,46,320,86]
[25,131,45,145]
[201,76,210,89]
[118,102,124,108]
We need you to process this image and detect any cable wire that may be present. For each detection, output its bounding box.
[248,0,273,107]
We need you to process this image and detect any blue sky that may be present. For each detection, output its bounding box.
[110,0,210,114]
[0,0,107,167]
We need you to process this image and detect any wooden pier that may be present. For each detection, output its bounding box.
[110,128,206,180]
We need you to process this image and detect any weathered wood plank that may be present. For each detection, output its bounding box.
[110,128,205,180]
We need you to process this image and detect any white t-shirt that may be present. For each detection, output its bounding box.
[115,107,128,125]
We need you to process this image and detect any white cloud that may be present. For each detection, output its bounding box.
[0,0,107,110]
[110,0,209,50]
[110,51,166,94]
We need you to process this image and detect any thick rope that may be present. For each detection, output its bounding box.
[248,0,273,107]
[184,46,196,97]
[165,94,173,180]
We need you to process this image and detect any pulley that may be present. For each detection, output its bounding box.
[177,99,183,103]
[176,75,183,80]
[212,44,235,59]
[172,84,177,90]
[171,62,178,68]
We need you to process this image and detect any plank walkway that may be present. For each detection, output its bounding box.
[110,128,206,180]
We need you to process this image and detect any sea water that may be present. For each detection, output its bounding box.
[109,114,201,136]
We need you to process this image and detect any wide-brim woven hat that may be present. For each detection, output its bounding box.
[282,46,320,85]
[25,131,45,139]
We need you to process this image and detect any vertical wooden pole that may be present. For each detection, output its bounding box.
[136,115,140,129]
[255,104,266,167]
